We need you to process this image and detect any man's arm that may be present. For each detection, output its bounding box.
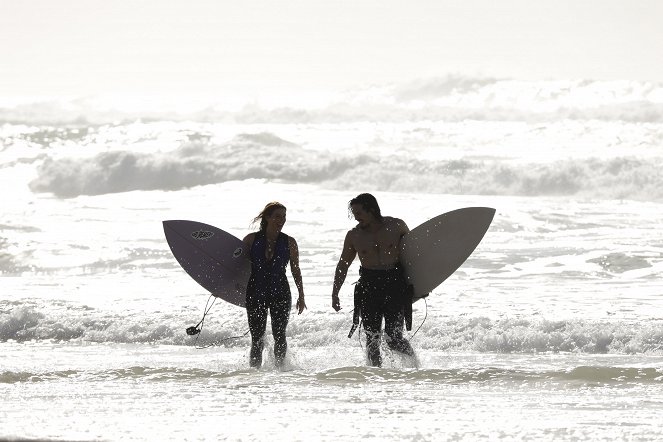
[331,231,356,311]
[398,217,410,237]
[396,218,410,265]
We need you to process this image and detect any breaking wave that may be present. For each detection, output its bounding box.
[3,305,663,355]
[27,132,663,201]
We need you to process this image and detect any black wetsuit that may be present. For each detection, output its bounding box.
[354,266,415,367]
[246,231,291,368]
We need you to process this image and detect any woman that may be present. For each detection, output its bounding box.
[243,202,306,368]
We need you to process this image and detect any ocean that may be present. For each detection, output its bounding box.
[2,77,663,441]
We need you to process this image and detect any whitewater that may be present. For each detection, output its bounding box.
[2,77,663,441]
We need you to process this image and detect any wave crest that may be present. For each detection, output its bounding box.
[28,133,663,202]
[3,305,663,356]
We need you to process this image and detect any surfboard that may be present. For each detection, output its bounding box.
[400,207,495,301]
[162,220,251,307]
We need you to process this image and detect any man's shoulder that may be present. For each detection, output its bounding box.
[347,225,368,241]
[383,216,405,226]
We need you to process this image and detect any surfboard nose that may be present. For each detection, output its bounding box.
[401,207,496,300]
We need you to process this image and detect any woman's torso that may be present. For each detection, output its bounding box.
[247,231,291,301]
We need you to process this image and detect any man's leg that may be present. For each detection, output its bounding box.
[384,308,415,357]
[357,273,385,367]
[364,328,383,367]
[361,307,383,367]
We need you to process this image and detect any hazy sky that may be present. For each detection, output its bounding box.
[1,0,661,99]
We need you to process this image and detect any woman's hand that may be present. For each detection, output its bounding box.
[296,295,307,314]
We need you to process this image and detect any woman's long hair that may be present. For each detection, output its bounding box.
[251,202,287,232]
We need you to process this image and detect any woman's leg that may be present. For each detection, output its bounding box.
[270,296,291,367]
[246,300,268,368]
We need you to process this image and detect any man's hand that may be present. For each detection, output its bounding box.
[331,294,341,311]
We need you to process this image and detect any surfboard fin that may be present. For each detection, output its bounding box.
[348,323,358,338]
[404,285,414,331]
[348,308,361,338]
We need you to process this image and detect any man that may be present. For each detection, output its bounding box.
[331,193,416,367]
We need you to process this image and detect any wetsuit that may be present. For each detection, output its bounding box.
[354,266,415,367]
[246,231,292,368]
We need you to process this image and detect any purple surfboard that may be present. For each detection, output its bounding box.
[163,220,251,307]
[400,207,495,301]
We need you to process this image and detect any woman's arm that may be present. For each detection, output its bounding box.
[289,236,306,314]
[242,232,256,252]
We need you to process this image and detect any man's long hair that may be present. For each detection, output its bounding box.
[348,193,382,221]
[251,201,286,232]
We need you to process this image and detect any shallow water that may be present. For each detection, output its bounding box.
[3,343,663,441]
[2,78,663,440]
[2,183,663,441]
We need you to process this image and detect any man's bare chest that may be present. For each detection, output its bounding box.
[353,230,401,255]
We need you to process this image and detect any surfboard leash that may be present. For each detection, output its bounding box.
[186,293,217,338]
[195,329,250,350]
[187,293,251,349]
[408,298,428,341]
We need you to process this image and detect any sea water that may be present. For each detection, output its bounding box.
[2,78,663,441]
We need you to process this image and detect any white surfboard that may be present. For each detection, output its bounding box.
[163,220,251,307]
[400,207,495,301]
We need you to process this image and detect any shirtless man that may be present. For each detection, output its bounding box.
[331,193,416,367]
